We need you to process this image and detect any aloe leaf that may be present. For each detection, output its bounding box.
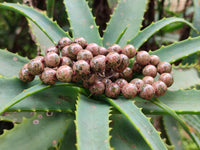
[110,114,151,150]
[75,94,111,150]
[0,112,34,123]
[115,25,128,44]
[152,99,200,149]
[103,0,148,47]
[0,50,29,77]
[182,115,200,134]
[59,118,76,150]
[170,66,200,90]
[105,97,167,150]
[128,17,197,49]
[28,20,54,55]
[63,0,102,45]
[191,0,200,37]
[0,78,80,114]
[150,36,200,63]
[0,3,68,44]
[135,89,200,114]
[0,112,71,150]
[163,115,184,150]
[46,0,55,18]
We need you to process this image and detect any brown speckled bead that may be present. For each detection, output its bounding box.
[115,78,128,90]
[35,56,44,62]
[159,73,173,87]
[19,64,35,82]
[60,56,73,67]
[157,62,172,74]
[77,50,93,63]
[136,51,150,66]
[122,44,136,58]
[142,76,154,85]
[83,73,96,88]
[99,46,108,56]
[105,83,120,98]
[56,65,73,82]
[106,52,120,68]
[119,67,133,81]
[27,59,45,75]
[142,65,157,78]
[139,84,155,100]
[152,81,167,97]
[122,83,137,99]
[132,61,143,73]
[86,43,100,56]
[66,43,83,60]
[74,37,87,48]
[130,78,144,93]
[102,78,112,87]
[150,55,160,66]
[113,54,129,72]
[57,37,72,49]
[90,55,106,72]
[110,72,120,81]
[108,44,122,53]
[45,46,59,55]
[73,60,90,77]
[71,73,81,83]
[61,46,69,57]
[89,80,105,95]
[44,52,60,68]
[40,68,57,85]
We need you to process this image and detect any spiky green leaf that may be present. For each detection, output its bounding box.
[128,17,197,49]
[46,0,55,18]
[106,97,167,150]
[152,99,200,149]
[0,112,70,150]
[170,66,200,90]
[0,3,68,44]
[150,36,200,63]
[28,20,54,55]
[63,0,102,45]
[110,114,151,150]
[0,50,29,77]
[191,0,200,37]
[75,95,111,150]
[135,89,200,114]
[0,78,80,114]
[103,0,148,47]
[163,115,184,150]
[58,118,76,150]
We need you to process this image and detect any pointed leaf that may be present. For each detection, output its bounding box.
[163,115,184,150]
[0,112,70,150]
[0,78,80,114]
[170,66,200,90]
[135,89,200,114]
[0,3,68,44]
[182,115,200,134]
[28,20,54,55]
[75,94,111,150]
[63,0,102,45]
[103,0,148,47]
[150,36,200,63]
[105,97,167,150]
[110,114,151,150]
[59,118,76,150]
[191,0,200,37]
[0,50,29,77]
[128,17,197,49]
[152,99,200,149]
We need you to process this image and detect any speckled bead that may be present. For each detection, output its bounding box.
[40,68,57,85]
[157,62,172,74]
[73,60,90,77]
[122,83,137,99]
[27,58,45,75]
[122,44,136,58]
[105,83,120,98]
[44,52,60,68]
[159,73,173,87]
[74,37,87,48]
[152,81,167,97]
[139,84,155,100]
[108,44,122,53]
[136,51,150,66]
[89,80,105,95]
[142,65,157,78]
[56,65,73,82]
[19,63,35,82]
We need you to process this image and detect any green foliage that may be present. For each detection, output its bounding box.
[0,0,200,149]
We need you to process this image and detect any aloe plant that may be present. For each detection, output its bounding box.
[0,0,200,149]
